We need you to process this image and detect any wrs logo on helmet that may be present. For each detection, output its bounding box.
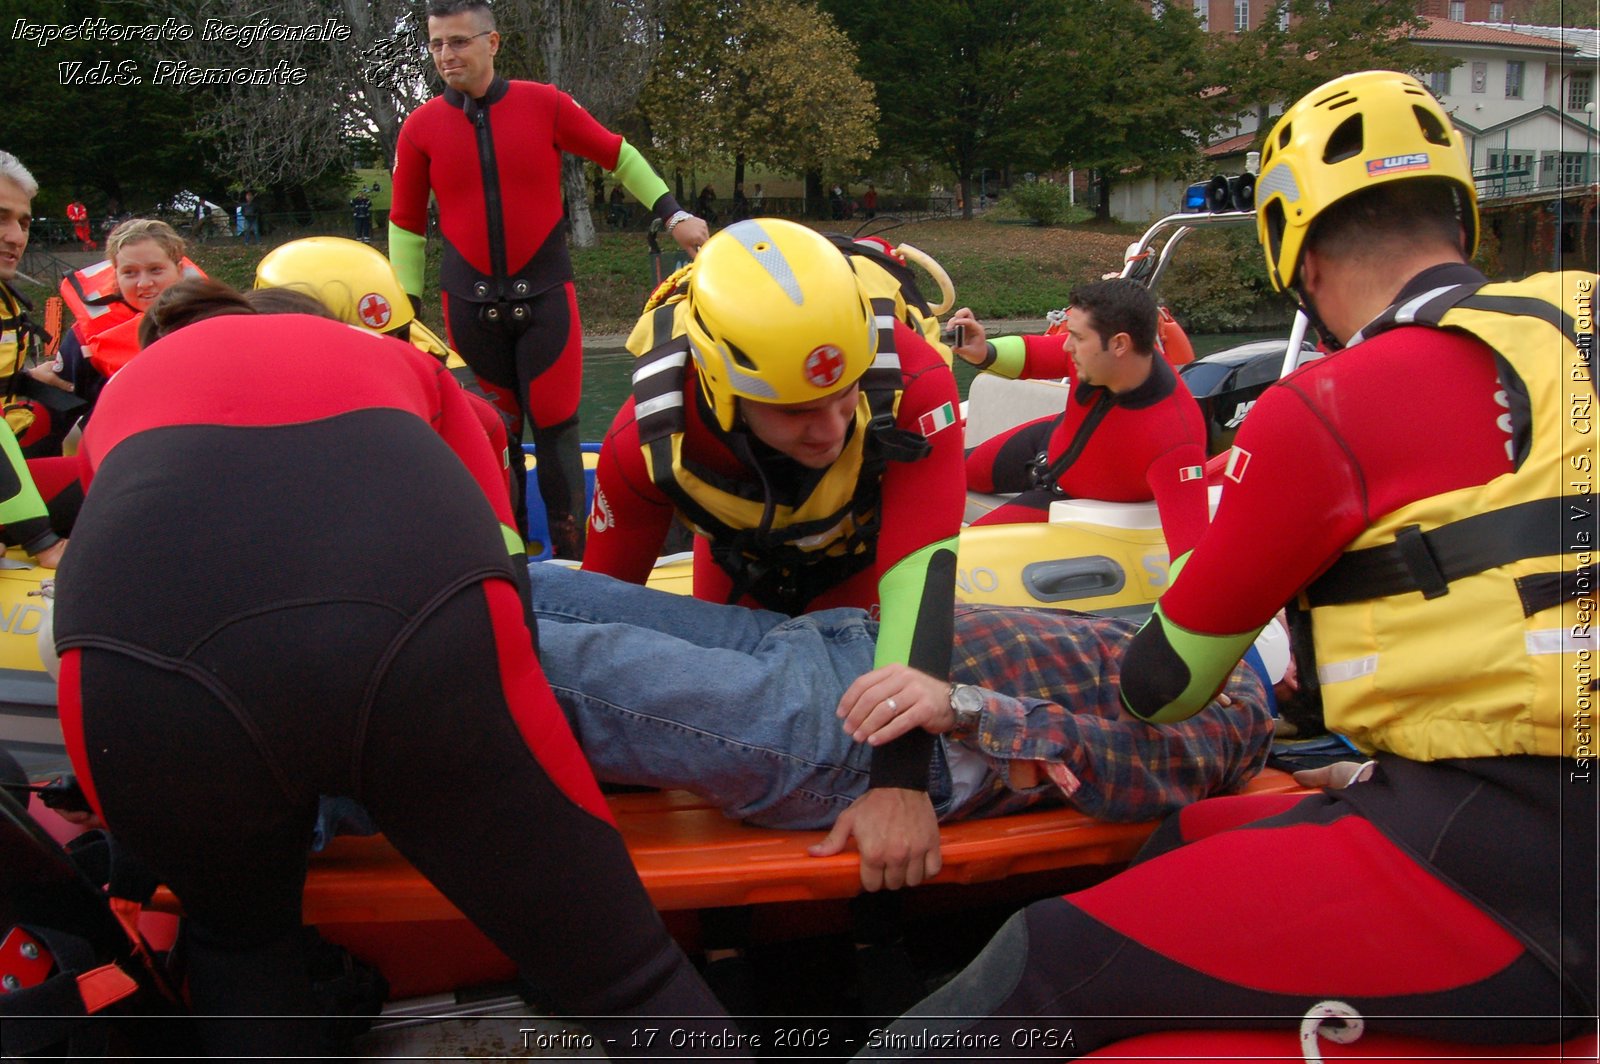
[1366,154,1431,176]
[804,345,846,388]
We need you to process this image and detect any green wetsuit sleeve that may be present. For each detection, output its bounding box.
[610,140,679,221]
[1120,552,1263,723]
[0,428,54,553]
[868,537,958,791]
[388,222,428,298]
[873,536,959,672]
[986,335,1027,380]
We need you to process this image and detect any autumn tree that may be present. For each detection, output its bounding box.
[105,0,434,216]
[643,0,878,214]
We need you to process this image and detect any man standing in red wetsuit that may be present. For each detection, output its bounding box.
[860,71,1595,1059]
[66,198,94,250]
[950,278,1210,558]
[390,0,709,558]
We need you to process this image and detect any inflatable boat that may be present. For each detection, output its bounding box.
[952,209,1319,617]
[0,212,1333,1043]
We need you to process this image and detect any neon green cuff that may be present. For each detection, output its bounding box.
[611,140,671,215]
[501,523,525,558]
[0,429,47,526]
[388,223,427,298]
[987,335,1026,380]
[873,536,958,670]
[1125,553,1262,723]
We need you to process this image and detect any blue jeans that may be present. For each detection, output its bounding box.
[528,564,984,829]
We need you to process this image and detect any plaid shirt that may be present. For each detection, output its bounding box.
[948,604,1274,823]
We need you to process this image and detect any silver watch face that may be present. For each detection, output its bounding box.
[951,683,984,718]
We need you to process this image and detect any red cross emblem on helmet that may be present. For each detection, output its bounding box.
[358,292,392,330]
[804,345,846,388]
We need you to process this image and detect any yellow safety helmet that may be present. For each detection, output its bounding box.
[685,219,877,432]
[1256,70,1478,292]
[254,236,455,361]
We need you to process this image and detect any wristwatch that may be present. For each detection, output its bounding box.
[948,683,984,735]
[665,209,695,233]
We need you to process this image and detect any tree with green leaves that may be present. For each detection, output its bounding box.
[822,0,1067,219]
[1213,0,1454,137]
[1523,0,1597,29]
[1,0,215,215]
[644,0,878,213]
[1027,0,1220,219]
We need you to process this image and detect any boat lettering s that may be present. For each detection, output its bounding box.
[1142,551,1171,588]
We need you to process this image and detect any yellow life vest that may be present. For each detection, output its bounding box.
[1,282,40,379]
[2,281,50,441]
[1303,272,1597,761]
[625,257,932,613]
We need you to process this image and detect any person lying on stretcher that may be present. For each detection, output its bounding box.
[528,563,1291,892]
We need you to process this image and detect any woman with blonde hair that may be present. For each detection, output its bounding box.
[36,218,198,414]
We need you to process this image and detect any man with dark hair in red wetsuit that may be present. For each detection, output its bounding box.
[950,278,1210,558]
[390,0,709,559]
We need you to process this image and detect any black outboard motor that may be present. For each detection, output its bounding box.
[1179,339,1320,457]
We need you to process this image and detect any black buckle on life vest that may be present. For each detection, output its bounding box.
[867,412,931,462]
[1394,525,1450,600]
[1306,497,1574,608]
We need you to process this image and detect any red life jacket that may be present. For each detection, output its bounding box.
[60,257,205,377]
[84,316,146,378]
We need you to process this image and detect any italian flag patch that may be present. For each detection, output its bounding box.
[1178,465,1204,482]
[919,402,957,436]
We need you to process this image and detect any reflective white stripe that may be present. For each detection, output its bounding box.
[871,352,901,372]
[1391,286,1457,325]
[1257,164,1301,204]
[634,392,684,420]
[1318,655,1378,685]
[1348,286,1459,345]
[1527,627,1595,655]
[725,220,802,304]
[874,314,897,330]
[632,349,687,384]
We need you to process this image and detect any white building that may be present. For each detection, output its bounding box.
[1414,18,1596,194]
[1108,18,1597,223]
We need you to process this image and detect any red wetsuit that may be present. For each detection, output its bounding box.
[66,201,92,248]
[54,314,732,1058]
[966,334,1210,557]
[391,77,685,553]
[872,264,1596,1057]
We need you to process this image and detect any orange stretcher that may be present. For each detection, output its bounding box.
[147,768,1312,966]
[152,768,1306,923]
[147,769,1309,998]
